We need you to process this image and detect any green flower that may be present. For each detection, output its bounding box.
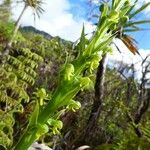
[66,99,81,112]
[47,119,63,135]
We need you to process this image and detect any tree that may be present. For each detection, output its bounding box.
[1,0,44,57]
[0,0,11,22]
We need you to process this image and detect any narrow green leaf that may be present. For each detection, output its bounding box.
[125,25,141,30]
[125,20,150,27]
[112,0,115,8]
[123,28,150,32]
[129,2,150,19]
[123,29,141,32]
[80,25,85,52]
[100,3,109,17]
[126,0,138,15]
[29,102,39,126]
[112,0,119,9]
[115,0,127,11]
[119,2,130,17]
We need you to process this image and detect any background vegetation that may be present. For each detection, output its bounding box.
[0,0,150,150]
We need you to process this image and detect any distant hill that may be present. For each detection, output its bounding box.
[20,26,72,46]
[20,26,53,39]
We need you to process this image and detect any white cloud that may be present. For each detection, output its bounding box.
[0,0,3,5]
[90,0,100,5]
[11,0,94,41]
[108,38,150,80]
[11,0,150,41]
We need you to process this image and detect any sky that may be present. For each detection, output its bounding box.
[10,0,150,80]
[11,0,150,47]
[11,0,94,42]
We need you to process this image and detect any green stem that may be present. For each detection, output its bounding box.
[13,127,38,150]
[13,83,80,150]
[13,95,59,150]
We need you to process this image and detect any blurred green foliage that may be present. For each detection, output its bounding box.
[0,0,150,149]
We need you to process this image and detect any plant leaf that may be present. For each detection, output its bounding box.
[28,102,39,126]
[125,20,150,27]
[129,2,150,19]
